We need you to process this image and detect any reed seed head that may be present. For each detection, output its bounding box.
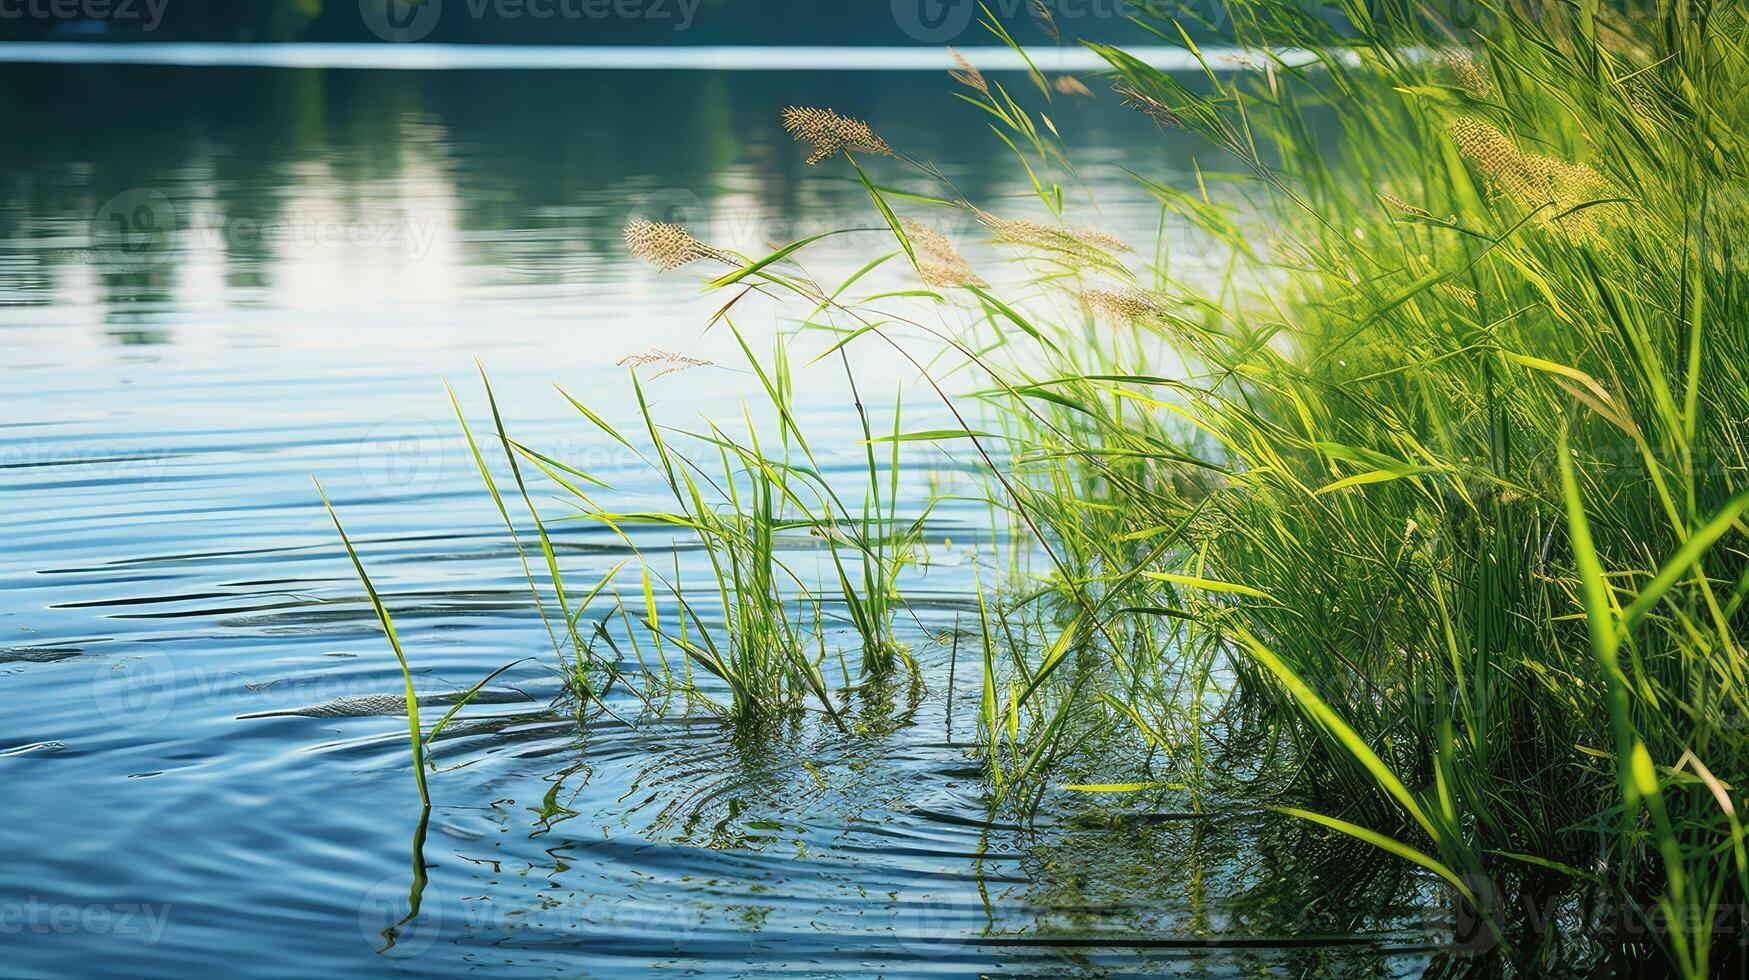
[1441,50,1493,99]
[950,49,988,96]
[617,348,715,379]
[1115,84,1179,127]
[975,208,1130,262]
[1053,75,1092,96]
[782,106,894,165]
[623,220,731,271]
[1083,284,1171,325]
[1449,116,1620,233]
[901,218,984,288]
[1030,0,1060,41]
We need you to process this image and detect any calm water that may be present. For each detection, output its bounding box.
[0,61,1442,976]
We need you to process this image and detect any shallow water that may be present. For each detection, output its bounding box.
[0,62,1444,975]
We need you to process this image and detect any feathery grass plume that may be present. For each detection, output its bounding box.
[975,208,1130,262]
[616,348,715,379]
[782,106,893,165]
[1448,116,1619,232]
[1030,0,1060,41]
[1082,284,1173,326]
[1114,83,1180,127]
[1441,49,1493,99]
[950,49,989,96]
[623,220,731,271]
[900,218,984,288]
[1053,75,1092,96]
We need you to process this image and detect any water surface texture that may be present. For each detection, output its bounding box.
[0,63,1441,975]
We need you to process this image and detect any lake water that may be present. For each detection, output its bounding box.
[0,59,1444,975]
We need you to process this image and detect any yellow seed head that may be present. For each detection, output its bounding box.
[1441,50,1493,99]
[950,49,988,96]
[975,208,1129,262]
[782,106,894,165]
[901,218,984,288]
[1053,75,1092,96]
[623,220,730,271]
[1115,84,1179,127]
[1083,285,1171,325]
[1449,117,1621,234]
[1030,0,1060,41]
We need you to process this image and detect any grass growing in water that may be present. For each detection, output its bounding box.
[908,2,1749,974]
[321,1,1749,971]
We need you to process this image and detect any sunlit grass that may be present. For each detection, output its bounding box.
[322,2,1749,972]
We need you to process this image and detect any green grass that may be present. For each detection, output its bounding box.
[903,2,1749,973]
[323,1,1749,971]
[443,324,931,726]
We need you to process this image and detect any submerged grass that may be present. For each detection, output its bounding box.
[322,1,1749,972]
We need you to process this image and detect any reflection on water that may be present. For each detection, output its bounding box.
[0,63,1196,335]
[0,61,1443,976]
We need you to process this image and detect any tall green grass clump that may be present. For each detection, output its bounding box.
[448,330,929,725]
[947,1,1749,973]
[322,1,1748,969]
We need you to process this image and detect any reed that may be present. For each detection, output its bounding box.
[920,2,1749,973]
[693,0,1749,971]
[324,1,1749,971]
